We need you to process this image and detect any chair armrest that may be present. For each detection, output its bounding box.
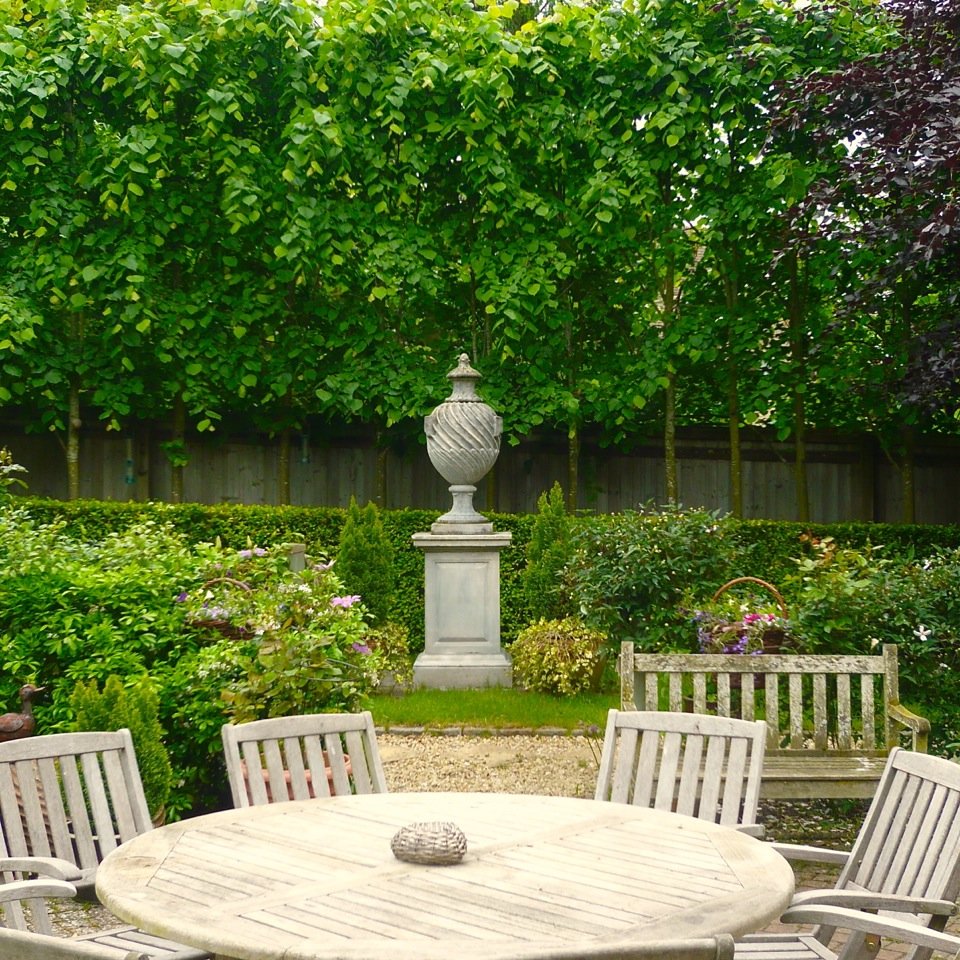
[790,889,956,916]
[888,702,931,751]
[735,824,765,840]
[780,904,960,954]
[768,842,850,866]
[0,877,77,904]
[0,856,84,881]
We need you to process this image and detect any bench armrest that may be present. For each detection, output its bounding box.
[0,877,77,904]
[780,904,960,954]
[791,889,956,915]
[888,702,931,752]
[768,842,850,866]
[0,856,84,881]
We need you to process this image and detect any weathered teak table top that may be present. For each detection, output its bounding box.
[96,792,794,960]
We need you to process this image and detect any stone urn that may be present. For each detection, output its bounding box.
[425,353,502,528]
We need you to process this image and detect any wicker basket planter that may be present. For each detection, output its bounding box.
[391,822,468,865]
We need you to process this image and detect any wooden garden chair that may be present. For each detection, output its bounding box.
[0,730,155,901]
[594,709,768,836]
[221,710,388,807]
[0,859,208,959]
[736,747,960,960]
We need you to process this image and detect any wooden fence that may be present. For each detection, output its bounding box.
[5,424,959,524]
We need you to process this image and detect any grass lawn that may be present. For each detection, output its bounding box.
[369,686,618,732]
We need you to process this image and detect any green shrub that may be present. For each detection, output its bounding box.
[568,503,739,652]
[70,674,173,820]
[367,621,413,689]
[510,618,607,696]
[0,509,206,727]
[523,483,575,621]
[155,637,243,817]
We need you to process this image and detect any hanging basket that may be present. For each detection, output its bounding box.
[711,577,789,652]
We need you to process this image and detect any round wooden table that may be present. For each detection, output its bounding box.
[96,792,794,960]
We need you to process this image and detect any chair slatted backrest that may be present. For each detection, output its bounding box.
[815,748,960,960]
[594,709,767,831]
[221,711,388,808]
[0,731,152,878]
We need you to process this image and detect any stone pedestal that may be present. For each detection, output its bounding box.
[412,531,513,689]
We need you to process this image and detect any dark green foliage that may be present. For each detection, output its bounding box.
[335,498,395,626]
[70,674,173,819]
[523,483,575,621]
[154,644,237,817]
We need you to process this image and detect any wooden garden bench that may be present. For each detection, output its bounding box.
[618,642,930,799]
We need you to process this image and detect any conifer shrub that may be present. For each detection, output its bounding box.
[70,674,173,820]
[335,498,396,626]
[523,482,575,622]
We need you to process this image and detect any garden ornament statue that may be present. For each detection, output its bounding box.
[424,353,503,532]
[0,683,46,741]
[413,353,512,688]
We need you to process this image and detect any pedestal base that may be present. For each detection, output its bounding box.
[412,652,513,690]
[412,531,513,690]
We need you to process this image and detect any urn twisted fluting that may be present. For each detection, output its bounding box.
[425,354,502,526]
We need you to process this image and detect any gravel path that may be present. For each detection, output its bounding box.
[378,732,602,797]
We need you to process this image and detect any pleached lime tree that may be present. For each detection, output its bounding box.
[0,0,939,516]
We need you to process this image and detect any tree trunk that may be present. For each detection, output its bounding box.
[375,433,388,508]
[793,392,809,523]
[787,250,810,522]
[171,394,185,504]
[664,370,678,504]
[722,272,743,518]
[900,426,916,523]
[277,428,291,506]
[567,419,580,513]
[660,251,679,505]
[727,365,742,518]
[66,382,81,500]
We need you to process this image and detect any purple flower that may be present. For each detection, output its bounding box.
[330,595,361,608]
[351,642,371,655]
[238,547,268,559]
[174,591,188,602]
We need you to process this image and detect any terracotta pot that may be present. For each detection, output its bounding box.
[240,754,352,803]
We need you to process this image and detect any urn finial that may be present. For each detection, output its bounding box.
[425,354,502,529]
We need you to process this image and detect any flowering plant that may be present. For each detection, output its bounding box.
[177,543,377,721]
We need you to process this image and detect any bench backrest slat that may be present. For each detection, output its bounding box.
[621,643,899,755]
[862,674,877,750]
